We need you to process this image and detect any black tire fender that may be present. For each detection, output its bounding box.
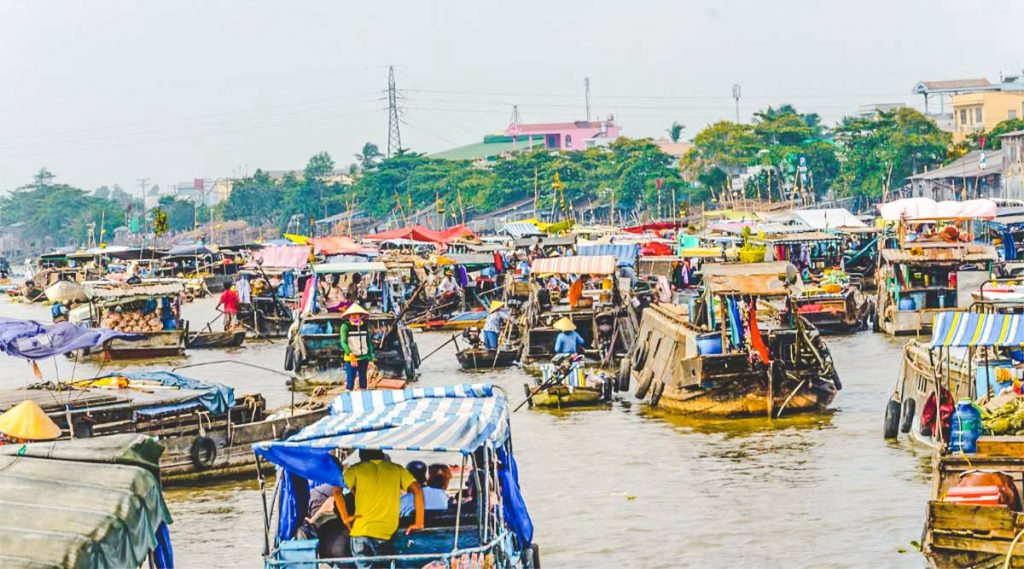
[190,436,218,469]
[404,356,416,382]
[635,369,654,399]
[900,398,916,434]
[284,344,294,371]
[616,357,631,393]
[631,342,648,372]
[650,381,665,408]
[883,398,901,440]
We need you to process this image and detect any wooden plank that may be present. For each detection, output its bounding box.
[978,437,1024,458]
[930,532,1024,557]
[930,502,1017,534]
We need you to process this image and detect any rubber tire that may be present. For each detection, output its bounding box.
[404,356,416,382]
[529,543,541,569]
[883,398,901,439]
[279,426,300,441]
[411,342,421,368]
[190,436,218,469]
[650,381,664,408]
[631,343,648,372]
[616,357,631,393]
[284,345,294,371]
[900,398,916,434]
[635,369,654,399]
[602,375,613,401]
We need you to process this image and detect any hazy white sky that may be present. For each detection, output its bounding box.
[2,0,1023,192]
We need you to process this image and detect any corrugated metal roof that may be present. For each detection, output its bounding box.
[502,222,543,238]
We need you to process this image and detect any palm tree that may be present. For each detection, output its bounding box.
[666,122,685,143]
[353,142,382,171]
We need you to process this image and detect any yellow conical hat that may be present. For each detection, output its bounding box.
[0,400,61,441]
[553,317,576,332]
[489,300,506,312]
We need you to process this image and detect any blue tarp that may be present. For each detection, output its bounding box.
[0,318,141,360]
[575,243,640,267]
[97,370,236,416]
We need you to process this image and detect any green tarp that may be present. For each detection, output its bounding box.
[0,434,172,569]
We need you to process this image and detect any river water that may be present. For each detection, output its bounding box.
[0,298,934,568]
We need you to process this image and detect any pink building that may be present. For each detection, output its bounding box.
[505,117,622,151]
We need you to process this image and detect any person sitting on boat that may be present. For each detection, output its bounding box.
[301,456,353,559]
[340,304,375,391]
[568,274,590,308]
[553,317,587,354]
[337,449,425,568]
[436,269,461,306]
[482,301,509,350]
[0,400,61,445]
[346,273,365,305]
[51,301,69,323]
[216,284,240,331]
[400,460,449,517]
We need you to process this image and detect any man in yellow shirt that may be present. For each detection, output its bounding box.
[338,449,424,567]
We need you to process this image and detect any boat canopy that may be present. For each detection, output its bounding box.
[702,262,798,297]
[791,208,867,229]
[880,244,998,264]
[0,318,140,360]
[753,231,841,245]
[248,245,310,270]
[878,197,997,221]
[575,243,639,267]
[364,224,476,244]
[254,384,509,486]
[85,281,185,303]
[501,221,543,239]
[312,262,387,274]
[531,255,617,275]
[930,312,1024,348]
[0,434,173,569]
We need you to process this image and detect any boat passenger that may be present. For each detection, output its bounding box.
[51,301,68,323]
[301,456,353,559]
[346,273,365,304]
[216,285,240,330]
[482,301,509,350]
[340,304,374,391]
[568,275,590,308]
[553,317,586,354]
[338,449,425,568]
[400,460,448,516]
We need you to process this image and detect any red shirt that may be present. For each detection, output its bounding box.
[219,288,240,313]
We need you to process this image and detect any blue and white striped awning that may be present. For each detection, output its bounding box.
[930,312,1024,348]
[253,384,507,483]
[575,244,640,267]
[502,222,543,239]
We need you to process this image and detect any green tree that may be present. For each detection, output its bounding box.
[353,142,383,171]
[666,122,685,143]
[970,118,1024,149]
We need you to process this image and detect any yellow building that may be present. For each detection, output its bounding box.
[952,91,1024,142]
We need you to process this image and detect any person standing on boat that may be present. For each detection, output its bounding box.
[553,317,586,354]
[216,284,240,330]
[482,301,509,350]
[340,304,374,391]
[337,449,424,568]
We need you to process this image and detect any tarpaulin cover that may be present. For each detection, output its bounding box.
[248,245,310,270]
[929,312,1024,348]
[641,241,674,256]
[165,244,214,257]
[878,198,997,221]
[791,208,866,229]
[312,236,367,255]
[622,221,684,234]
[94,370,236,416]
[531,255,617,275]
[0,434,173,569]
[575,244,639,267]
[502,222,543,239]
[364,224,477,244]
[0,318,141,360]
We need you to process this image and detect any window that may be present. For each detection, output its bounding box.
[960,109,967,127]
[565,134,573,149]
[976,107,983,123]
[1011,110,1019,120]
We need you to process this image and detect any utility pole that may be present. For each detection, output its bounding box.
[732,84,742,123]
[136,178,149,241]
[584,77,592,122]
[387,66,402,158]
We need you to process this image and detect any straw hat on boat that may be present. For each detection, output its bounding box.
[0,400,61,441]
[341,304,369,318]
[553,317,576,332]
[489,300,506,312]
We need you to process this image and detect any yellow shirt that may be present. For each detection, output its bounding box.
[343,459,416,540]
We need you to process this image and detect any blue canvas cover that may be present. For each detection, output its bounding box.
[94,370,236,416]
[575,243,640,267]
[0,318,140,360]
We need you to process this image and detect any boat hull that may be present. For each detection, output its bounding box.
[186,329,246,349]
[457,347,519,369]
[86,331,186,360]
[529,385,605,408]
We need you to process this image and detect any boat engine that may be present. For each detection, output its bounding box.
[462,326,483,347]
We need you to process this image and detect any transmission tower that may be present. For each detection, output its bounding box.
[387,66,402,157]
[509,105,522,150]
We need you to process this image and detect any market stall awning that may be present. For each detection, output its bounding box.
[575,244,639,267]
[531,255,617,275]
[877,197,997,221]
[930,312,1024,347]
[247,245,311,270]
[791,208,867,229]
[364,224,476,244]
[312,262,388,274]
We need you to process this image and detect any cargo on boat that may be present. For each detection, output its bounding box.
[624,262,841,417]
[77,280,188,359]
[524,353,611,408]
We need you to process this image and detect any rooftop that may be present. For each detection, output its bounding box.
[908,150,1004,180]
[913,78,994,94]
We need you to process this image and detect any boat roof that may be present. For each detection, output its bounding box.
[441,253,496,267]
[701,262,796,296]
[85,281,185,301]
[930,312,1024,347]
[313,262,388,274]
[576,243,639,267]
[0,434,172,569]
[752,231,841,244]
[531,255,617,275]
[880,243,998,264]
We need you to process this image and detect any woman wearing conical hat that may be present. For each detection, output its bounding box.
[553,317,587,355]
[0,400,61,445]
[482,300,508,351]
[340,304,374,391]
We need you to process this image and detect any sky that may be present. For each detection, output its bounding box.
[2,0,1024,192]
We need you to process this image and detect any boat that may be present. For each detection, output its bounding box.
[410,308,487,331]
[252,383,540,568]
[624,262,841,417]
[72,280,188,359]
[286,262,420,390]
[454,327,520,370]
[874,198,999,335]
[793,269,874,333]
[837,226,881,291]
[0,434,175,568]
[186,328,247,349]
[238,244,311,338]
[524,353,611,408]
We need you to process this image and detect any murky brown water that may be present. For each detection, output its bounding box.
[0,297,935,568]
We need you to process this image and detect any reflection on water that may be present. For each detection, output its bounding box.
[0,298,939,567]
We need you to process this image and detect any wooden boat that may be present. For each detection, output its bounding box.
[410,309,486,331]
[525,354,611,408]
[794,279,874,334]
[73,281,188,359]
[186,329,247,349]
[624,262,841,418]
[922,437,1024,568]
[456,345,520,370]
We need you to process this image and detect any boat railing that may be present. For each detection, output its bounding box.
[265,530,517,569]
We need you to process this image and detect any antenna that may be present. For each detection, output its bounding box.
[585,77,592,122]
[732,84,742,123]
[509,105,522,149]
[387,66,402,158]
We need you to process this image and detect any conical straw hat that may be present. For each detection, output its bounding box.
[0,400,61,441]
[553,317,576,332]
[489,300,506,312]
[341,304,369,318]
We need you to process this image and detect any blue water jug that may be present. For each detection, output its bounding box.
[949,399,982,454]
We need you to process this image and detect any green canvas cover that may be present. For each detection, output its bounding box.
[0,434,172,568]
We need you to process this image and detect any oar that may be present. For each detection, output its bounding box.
[514,377,559,413]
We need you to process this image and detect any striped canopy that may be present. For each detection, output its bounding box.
[930,312,1024,348]
[531,255,617,275]
[575,244,640,267]
[253,384,507,485]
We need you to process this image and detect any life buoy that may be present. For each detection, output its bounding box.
[189,436,218,469]
[900,398,916,434]
[650,381,664,408]
[635,369,654,399]
[883,398,901,439]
